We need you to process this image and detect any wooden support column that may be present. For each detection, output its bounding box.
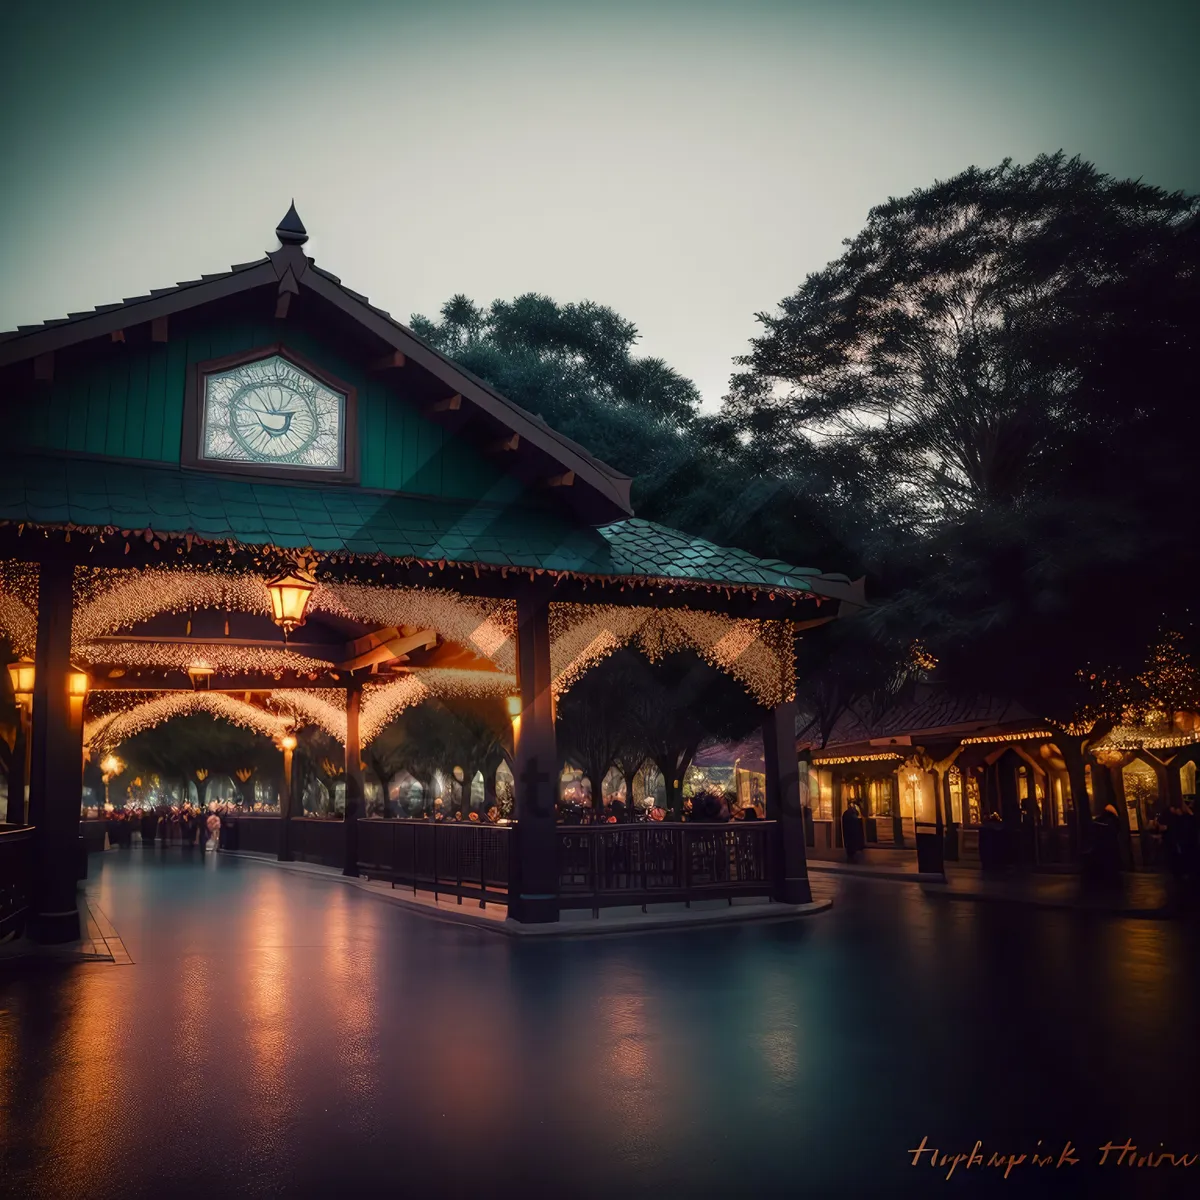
[343,684,363,877]
[278,743,295,862]
[509,591,559,923]
[27,561,82,943]
[762,700,813,905]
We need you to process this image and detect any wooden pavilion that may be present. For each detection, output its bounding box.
[795,684,1200,870]
[0,207,864,939]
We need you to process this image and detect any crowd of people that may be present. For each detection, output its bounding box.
[99,804,233,851]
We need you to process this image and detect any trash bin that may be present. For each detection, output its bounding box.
[915,827,944,875]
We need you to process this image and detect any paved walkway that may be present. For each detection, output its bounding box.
[807,858,1181,917]
[3,850,1199,1200]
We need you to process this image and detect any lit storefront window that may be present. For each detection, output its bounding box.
[947,767,964,823]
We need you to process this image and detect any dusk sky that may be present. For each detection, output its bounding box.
[2,0,1197,408]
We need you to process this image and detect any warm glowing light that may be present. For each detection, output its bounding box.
[812,751,902,765]
[960,730,1055,745]
[280,733,298,752]
[68,669,89,697]
[506,694,522,718]
[100,753,125,778]
[266,569,317,635]
[7,657,35,696]
[187,661,216,689]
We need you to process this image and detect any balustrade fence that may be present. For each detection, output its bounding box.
[558,821,776,915]
[358,819,513,907]
[223,817,780,915]
[0,825,34,940]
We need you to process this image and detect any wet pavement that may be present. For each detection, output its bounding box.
[2,848,1198,1199]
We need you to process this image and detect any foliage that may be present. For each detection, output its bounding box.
[557,650,650,809]
[116,714,279,792]
[727,153,1200,725]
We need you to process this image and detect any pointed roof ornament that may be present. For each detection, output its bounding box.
[275,201,308,246]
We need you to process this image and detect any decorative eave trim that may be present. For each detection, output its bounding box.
[0,517,833,606]
[0,260,278,365]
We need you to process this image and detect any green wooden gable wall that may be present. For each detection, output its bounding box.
[10,313,527,506]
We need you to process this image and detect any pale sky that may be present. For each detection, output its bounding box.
[2,0,1197,408]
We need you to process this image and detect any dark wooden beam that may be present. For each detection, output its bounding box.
[110,329,125,344]
[274,292,292,319]
[544,471,575,488]
[34,352,54,382]
[370,350,407,370]
[427,393,462,415]
[487,433,520,453]
[151,316,169,343]
[340,627,437,672]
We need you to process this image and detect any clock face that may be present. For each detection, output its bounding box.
[200,354,345,470]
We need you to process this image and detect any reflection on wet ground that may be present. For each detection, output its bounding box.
[1,849,1198,1199]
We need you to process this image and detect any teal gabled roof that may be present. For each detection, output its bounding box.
[0,454,857,600]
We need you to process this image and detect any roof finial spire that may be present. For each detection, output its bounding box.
[275,201,308,246]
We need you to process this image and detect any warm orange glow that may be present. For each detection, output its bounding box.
[280,733,298,752]
[67,669,89,697]
[7,657,35,695]
[266,569,317,634]
[100,754,124,779]
[506,694,522,718]
[187,661,215,689]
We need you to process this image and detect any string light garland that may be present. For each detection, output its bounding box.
[4,517,827,613]
[960,730,1056,745]
[0,563,38,657]
[548,604,795,707]
[812,752,903,765]
[72,567,275,642]
[86,691,292,753]
[76,640,332,676]
[358,668,517,745]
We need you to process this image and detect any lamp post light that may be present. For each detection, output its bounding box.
[5,659,34,825]
[266,569,317,636]
[277,730,298,861]
[7,657,35,701]
[100,753,125,812]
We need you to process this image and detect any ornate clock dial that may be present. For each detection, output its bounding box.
[200,354,345,470]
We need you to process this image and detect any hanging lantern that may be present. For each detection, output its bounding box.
[187,661,215,690]
[266,568,317,635]
[7,657,35,697]
[506,694,522,719]
[67,668,89,697]
[279,733,297,752]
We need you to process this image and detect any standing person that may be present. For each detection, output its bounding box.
[1179,797,1198,881]
[1152,801,1186,882]
[205,811,221,852]
[841,800,865,863]
[1020,793,1039,866]
[1089,803,1123,888]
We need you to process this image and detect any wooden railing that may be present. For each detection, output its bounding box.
[357,818,513,908]
[0,825,34,940]
[290,817,345,868]
[225,817,779,917]
[227,814,282,856]
[557,821,776,915]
